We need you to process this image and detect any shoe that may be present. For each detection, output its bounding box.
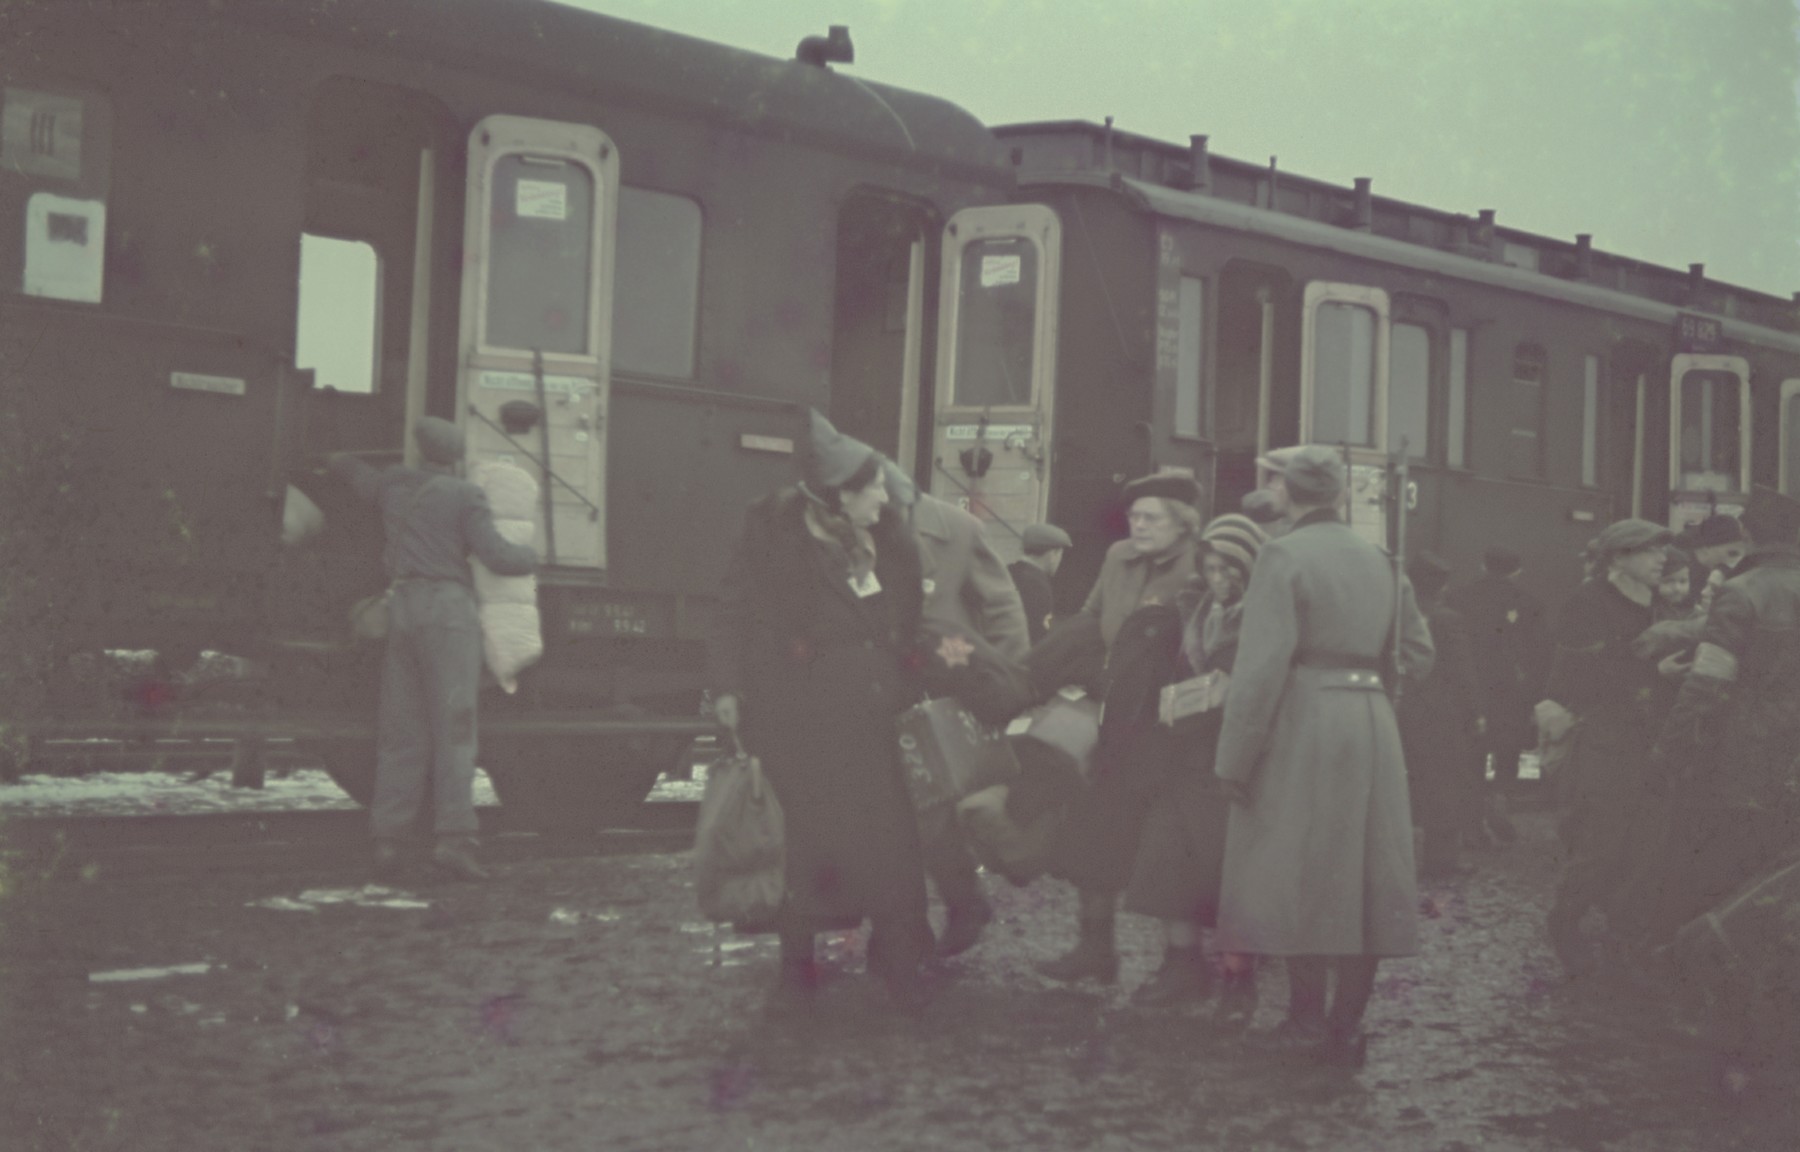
[1246,1014,1328,1057]
[1210,970,1259,1033]
[935,899,994,959]
[1036,924,1119,984]
[373,839,404,881]
[431,836,490,882]
[1319,1026,1369,1069]
[1130,949,1214,1008]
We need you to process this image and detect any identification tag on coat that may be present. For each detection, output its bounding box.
[1159,671,1227,726]
[849,571,882,599]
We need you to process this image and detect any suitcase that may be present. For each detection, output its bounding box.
[897,696,1020,812]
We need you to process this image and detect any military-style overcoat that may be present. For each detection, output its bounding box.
[1212,509,1435,957]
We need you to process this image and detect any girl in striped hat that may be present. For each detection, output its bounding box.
[1122,512,1266,1026]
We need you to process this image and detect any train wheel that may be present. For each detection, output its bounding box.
[312,738,377,807]
[482,734,688,835]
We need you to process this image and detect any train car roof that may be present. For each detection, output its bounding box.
[12,0,1008,185]
[996,120,1800,357]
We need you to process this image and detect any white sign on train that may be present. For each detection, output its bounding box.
[944,424,1033,441]
[515,179,568,221]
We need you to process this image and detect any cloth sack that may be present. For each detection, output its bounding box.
[693,745,787,929]
[957,784,1061,886]
[898,696,1020,812]
[468,460,543,693]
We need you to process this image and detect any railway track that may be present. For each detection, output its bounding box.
[0,801,700,881]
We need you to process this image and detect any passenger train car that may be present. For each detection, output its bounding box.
[5,0,1797,822]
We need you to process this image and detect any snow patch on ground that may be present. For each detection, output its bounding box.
[247,885,431,912]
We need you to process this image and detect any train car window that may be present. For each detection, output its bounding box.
[1311,301,1379,448]
[1447,329,1470,468]
[1582,355,1601,488]
[1677,369,1743,491]
[1175,276,1204,438]
[1390,322,1430,460]
[1508,345,1547,479]
[611,187,700,379]
[484,155,595,355]
[1781,380,1800,496]
[295,235,381,393]
[953,236,1039,407]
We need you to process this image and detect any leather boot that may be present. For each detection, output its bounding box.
[1037,910,1119,984]
[935,897,995,959]
[1210,968,1259,1033]
[431,836,489,882]
[1130,946,1214,1008]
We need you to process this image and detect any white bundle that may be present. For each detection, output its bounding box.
[467,460,543,694]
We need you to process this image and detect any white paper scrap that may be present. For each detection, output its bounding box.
[89,962,213,984]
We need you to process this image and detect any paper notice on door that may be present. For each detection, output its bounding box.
[516,179,568,221]
[979,254,1021,287]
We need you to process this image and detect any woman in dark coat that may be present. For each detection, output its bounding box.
[710,410,932,1010]
[1037,472,1203,983]
[1397,553,1486,879]
[1123,513,1267,1024]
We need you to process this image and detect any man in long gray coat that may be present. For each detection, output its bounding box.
[1213,445,1434,1067]
[899,480,1031,956]
[330,417,538,880]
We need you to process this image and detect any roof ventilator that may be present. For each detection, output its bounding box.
[1574,234,1593,280]
[1186,134,1211,192]
[1352,177,1372,232]
[796,25,853,68]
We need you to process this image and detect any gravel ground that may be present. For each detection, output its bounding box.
[2,807,1796,1152]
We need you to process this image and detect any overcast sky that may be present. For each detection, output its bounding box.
[553,0,1800,298]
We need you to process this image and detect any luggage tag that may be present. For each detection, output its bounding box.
[848,570,883,599]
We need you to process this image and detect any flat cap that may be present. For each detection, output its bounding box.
[1589,518,1672,566]
[1122,471,1202,509]
[1240,488,1285,525]
[1022,523,1073,553]
[1257,443,1345,505]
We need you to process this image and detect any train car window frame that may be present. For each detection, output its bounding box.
[1781,379,1800,496]
[611,185,702,380]
[1667,354,1750,501]
[1300,282,1390,452]
[294,233,383,394]
[1389,321,1432,462]
[1447,328,1471,469]
[1175,274,1205,440]
[935,204,1061,413]
[1508,344,1548,481]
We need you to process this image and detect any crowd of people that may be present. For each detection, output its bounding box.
[341,407,1800,1069]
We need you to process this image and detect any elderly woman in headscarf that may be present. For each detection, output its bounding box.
[1539,517,1672,977]
[1037,472,1205,983]
[709,410,932,1014]
[1121,512,1268,1026]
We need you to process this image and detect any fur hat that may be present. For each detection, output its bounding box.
[413,416,464,466]
[1199,513,1267,581]
[1121,471,1203,510]
[1687,512,1746,549]
[798,408,878,496]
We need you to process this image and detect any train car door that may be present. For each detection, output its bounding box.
[929,204,1061,562]
[1294,281,1396,549]
[457,116,618,570]
[1666,353,1750,531]
[1780,378,1800,497]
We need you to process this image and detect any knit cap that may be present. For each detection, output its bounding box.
[1200,513,1267,581]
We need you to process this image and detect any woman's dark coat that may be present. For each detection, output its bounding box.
[709,490,930,943]
[1398,603,1484,840]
